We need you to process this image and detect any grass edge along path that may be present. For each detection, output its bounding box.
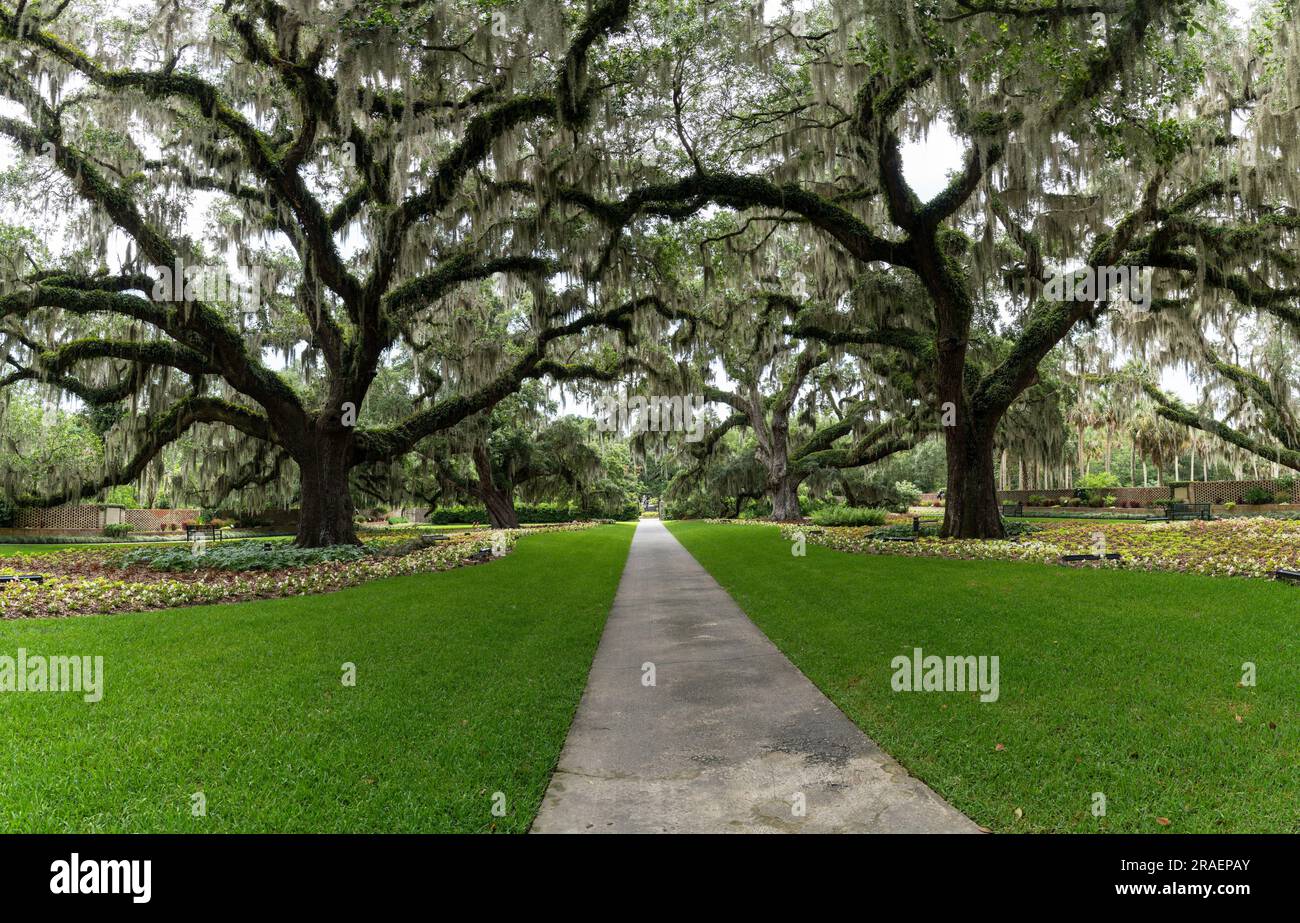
[666,521,1300,833]
[0,523,634,833]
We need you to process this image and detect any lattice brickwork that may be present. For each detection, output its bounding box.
[1187,478,1298,505]
[997,487,1171,505]
[998,480,1300,506]
[12,505,202,532]
[124,509,199,532]
[13,505,101,530]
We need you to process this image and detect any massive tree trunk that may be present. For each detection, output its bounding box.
[841,473,862,507]
[294,429,360,547]
[942,417,1005,539]
[472,442,519,529]
[770,475,803,521]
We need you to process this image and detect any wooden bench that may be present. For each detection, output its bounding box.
[1167,502,1212,521]
[184,524,224,542]
[0,574,44,585]
[872,516,926,543]
[1061,553,1123,563]
[1000,501,1024,517]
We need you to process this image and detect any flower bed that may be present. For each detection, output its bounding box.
[741,516,1300,580]
[0,523,601,619]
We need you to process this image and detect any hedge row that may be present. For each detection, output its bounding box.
[426,502,640,524]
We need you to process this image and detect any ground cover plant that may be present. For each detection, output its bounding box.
[667,521,1300,833]
[0,524,602,619]
[0,524,634,832]
[120,542,367,572]
[760,516,1300,580]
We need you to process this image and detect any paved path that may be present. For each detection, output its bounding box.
[532,519,978,834]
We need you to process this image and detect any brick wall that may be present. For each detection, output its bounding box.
[13,505,102,530]
[124,509,200,532]
[1186,478,1298,505]
[12,505,201,533]
[997,487,1171,506]
[997,479,1300,506]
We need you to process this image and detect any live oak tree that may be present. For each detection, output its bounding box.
[688,289,931,520]
[664,427,766,519]
[401,387,625,527]
[0,0,669,546]
[557,0,1235,537]
[628,213,934,520]
[1106,1,1300,476]
[2,0,1295,543]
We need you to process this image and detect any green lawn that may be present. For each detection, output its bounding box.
[0,523,633,832]
[666,521,1300,833]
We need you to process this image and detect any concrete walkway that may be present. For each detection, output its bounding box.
[531,519,978,834]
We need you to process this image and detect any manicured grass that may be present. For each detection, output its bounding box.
[0,524,633,832]
[666,521,1300,833]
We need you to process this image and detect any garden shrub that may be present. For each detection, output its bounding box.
[0,494,15,527]
[810,506,889,527]
[893,480,922,508]
[103,523,133,538]
[1242,486,1274,505]
[1077,472,1122,489]
[427,502,638,524]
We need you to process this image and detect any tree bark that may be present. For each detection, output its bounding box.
[770,475,803,521]
[472,442,520,529]
[482,489,520,528]
[294,430,360,547]
[942,417,1005,539]
[841,473,861,507]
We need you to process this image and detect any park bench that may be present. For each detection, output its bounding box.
[184,524,225,542]
[418,533,451,547]
[1061,553,1123,564]
[1274,569,1300,584]
[1000,501,1023,517]
[1167,502,1212,521]
[0,574,43,585]
[873,516,925,543]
